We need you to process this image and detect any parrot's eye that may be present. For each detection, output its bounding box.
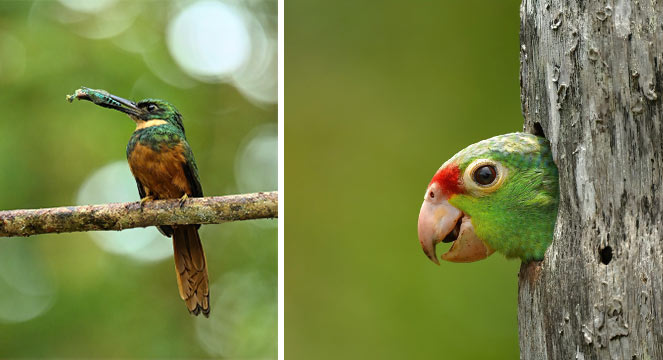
[464,159,506,195]
[473,165,497,186]
[429,191,435,199]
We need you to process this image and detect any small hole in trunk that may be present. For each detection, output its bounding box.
[599,246,612,265]
[532,122,546,138]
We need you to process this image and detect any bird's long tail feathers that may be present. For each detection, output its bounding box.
[172,225,210,317]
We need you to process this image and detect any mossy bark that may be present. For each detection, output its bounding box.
[0,192,277,237]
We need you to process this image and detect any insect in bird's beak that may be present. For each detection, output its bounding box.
[67,87,141,117]
[417,183,494,264]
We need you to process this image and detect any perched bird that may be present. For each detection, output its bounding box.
[417,133,559,264]
[68,87,209,316]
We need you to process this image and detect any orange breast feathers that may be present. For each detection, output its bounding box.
[128,143,192,199]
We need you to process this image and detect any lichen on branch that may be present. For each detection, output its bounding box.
[0,191,277,237]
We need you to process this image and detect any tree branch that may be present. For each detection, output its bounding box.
[0,191,277,237]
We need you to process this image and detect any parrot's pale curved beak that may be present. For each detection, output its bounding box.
[440,215,494,262]
[418,191,494,264]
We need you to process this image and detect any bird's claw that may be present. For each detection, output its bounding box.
[179,194,189,208]
[140,195,154,210]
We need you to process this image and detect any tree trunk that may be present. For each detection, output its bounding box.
[518,1,663,359]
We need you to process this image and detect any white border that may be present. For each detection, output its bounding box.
[277,0,284,358]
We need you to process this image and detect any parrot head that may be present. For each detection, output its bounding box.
[417,133,559,264]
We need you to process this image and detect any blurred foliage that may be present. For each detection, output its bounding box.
[0,0,276,358]
[286,1,524,359]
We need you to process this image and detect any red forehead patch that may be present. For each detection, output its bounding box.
[430,163,463,196]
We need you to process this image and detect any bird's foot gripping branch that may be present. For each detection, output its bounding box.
[417,133,559,264]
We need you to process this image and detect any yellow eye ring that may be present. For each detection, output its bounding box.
[463,159,507,195]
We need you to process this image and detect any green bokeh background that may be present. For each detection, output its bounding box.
[286,1,524,359]
[0,0,276,358]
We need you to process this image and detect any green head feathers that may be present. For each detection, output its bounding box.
[135,98,185,133]
[418,133,559,263]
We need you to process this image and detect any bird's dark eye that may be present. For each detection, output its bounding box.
[147,104,157,112]
[473,165,497,186]
[429,191,435,199]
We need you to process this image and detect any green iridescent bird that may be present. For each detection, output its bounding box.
[417,133,559,264]
[68,87,209,316]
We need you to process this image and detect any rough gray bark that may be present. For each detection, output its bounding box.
[0,192,277,237]
[518,1,662,359]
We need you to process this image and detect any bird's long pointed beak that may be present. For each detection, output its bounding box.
[67,87,140,117]
[417,196,494,264]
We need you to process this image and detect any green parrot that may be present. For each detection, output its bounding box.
[417,133,559,264]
